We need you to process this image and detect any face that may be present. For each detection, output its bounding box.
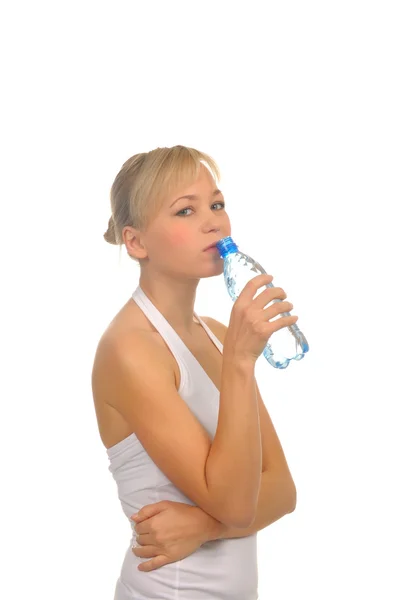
[127,165,232,279]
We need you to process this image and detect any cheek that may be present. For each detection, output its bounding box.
[165,225,192,248]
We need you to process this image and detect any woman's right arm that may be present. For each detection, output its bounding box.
[92,332,260,529]
[93,274,296,529]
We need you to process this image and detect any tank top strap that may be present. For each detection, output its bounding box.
[131,286,190,355]
[193,313,224,354]
[132,285,224,389]
[132,285,192,391]
[133,285,223,353]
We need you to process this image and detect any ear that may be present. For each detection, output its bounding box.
[123,225,148,260]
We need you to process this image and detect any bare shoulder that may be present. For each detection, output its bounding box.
[94,298,173,371]
[94,315,225,388]
[92,324,172,386]
[91,315,176,432]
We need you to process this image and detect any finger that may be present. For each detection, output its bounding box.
[134,522,150,536]
[269,315,298,333]
[133,514,154,535]
[138,555,170,572]
[134,531,152,545]
[130,513,147,524]
[252,286,286,309]
[263,300,293,321]
[238,274,273,304]
[132,544,160,559]
[131,516,142,524]
[130,501,169,523]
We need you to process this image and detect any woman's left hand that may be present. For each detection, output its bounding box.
[130,500,216,572]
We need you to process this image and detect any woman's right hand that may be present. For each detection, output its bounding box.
[223,273,299,365]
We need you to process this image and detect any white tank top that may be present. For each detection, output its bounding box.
[106,285,258,599]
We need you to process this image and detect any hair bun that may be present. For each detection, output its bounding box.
[103,215,117,245]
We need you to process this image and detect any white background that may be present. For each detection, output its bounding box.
[1,1,397,598]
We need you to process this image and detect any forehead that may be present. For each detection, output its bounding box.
[166,164,217,202]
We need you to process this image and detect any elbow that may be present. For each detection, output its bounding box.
[224,512,256,529]
[223,502,257,529]
[276,468,297,513]
[286,481,297,513]
[232,512,256,529]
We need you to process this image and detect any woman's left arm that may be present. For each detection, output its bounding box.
[132,466,295,572]
[207,464,296,541]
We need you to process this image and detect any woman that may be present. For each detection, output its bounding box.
[91,145,297,599]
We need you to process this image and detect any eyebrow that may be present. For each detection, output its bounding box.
[169,189,223,208]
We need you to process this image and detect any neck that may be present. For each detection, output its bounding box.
[138,271,200,336]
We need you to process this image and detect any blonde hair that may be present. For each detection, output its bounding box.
[104,145,221,263]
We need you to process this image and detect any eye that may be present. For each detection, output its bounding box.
[176,202,225,217]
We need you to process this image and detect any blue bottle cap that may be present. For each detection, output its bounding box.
[215,236,239,258]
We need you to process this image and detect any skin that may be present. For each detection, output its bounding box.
[121,165,295,571]
[121,164,232,571]
[122,164,232,337]
[130,501,219,572]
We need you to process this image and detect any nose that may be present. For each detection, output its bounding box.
[204,225,220,236]
[202,213,221,234]
[201,205,230,237]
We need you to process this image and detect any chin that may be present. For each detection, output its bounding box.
[199,261,224,278]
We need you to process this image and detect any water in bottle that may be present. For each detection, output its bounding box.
[215,236,309,369]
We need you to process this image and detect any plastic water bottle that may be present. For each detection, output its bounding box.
[215,236,309,369]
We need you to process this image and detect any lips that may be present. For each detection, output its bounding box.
[203,242,219,251]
